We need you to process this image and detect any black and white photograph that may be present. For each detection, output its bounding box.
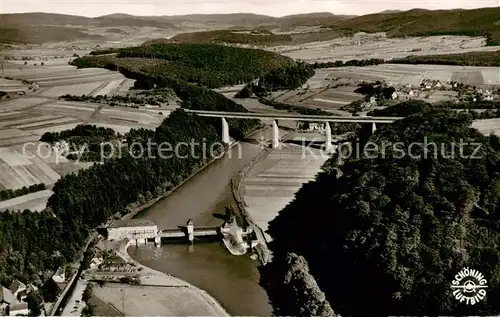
[0,0,500,316]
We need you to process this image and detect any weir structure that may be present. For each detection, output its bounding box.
[106,218,256,255]
[159,219,219,244]
[183,109,400,149]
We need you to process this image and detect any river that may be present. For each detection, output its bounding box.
[128,127,280,316]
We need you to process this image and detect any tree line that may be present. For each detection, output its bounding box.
[59,92,172,107]
[312,58,385,68]
[391,51,500,67]
[236,62,316,98]
[0,184,46,202]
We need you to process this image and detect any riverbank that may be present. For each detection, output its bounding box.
[122,124,266,221]
[231,129,296,264]
[127,127,275,316]
[94,239,230,316]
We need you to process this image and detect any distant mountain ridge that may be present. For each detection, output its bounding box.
[0,11,355,44]
[2,7,500,45]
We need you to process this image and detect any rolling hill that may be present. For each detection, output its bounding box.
[147,7,500,47]
[326,7,500,45]
[3,7,500,45]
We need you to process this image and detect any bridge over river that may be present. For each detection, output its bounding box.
[183,109,402,151]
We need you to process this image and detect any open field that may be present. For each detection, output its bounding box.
[243,134,328,242]
[323,64,500,86]
[269,34,500,63]
[0,77,28,92]
[472,118,500,136]
[93,283,228,316]
[0,189,53,212]
[2,55,134,97]
[0,144,61,189]
[264,62,499,112]
[0,92,172,208]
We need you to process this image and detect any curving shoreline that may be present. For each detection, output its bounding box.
[111,125,269,316]
[117,239,230,316]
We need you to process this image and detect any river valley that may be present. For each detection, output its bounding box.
[128,128,280,316]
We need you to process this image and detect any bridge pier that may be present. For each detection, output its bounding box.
[222,117,230,145]
[325,122,332,152]
[272,120,279,149]
[187,219,194,243]
[372,122,377,134]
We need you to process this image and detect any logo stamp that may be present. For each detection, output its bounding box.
[451,267,488,305]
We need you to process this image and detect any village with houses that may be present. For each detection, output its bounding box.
[0,267,66,316]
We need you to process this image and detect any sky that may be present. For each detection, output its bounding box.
[1,0,499,17]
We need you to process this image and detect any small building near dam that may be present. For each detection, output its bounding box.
[107,219,159,245]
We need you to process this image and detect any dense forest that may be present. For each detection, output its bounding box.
[0,184,46,202]
[262,104,500,315]
[391,50,500,67]
[236,62,316,97]
[167,30,294,45]
[72,43,294,89]
[40,125,117,144]
[40,125,120,162]
[354,81,396,100]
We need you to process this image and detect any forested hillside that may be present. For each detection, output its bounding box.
[74,43,293,88]
[262,107,500,315]
[167,30,293,45]
[327,7,500,45]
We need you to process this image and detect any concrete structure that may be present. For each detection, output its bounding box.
[221,117,230,145]
[325,122,332,152]
[159,225,219,241]
[107,219,159,245]
[183,110,400,123]
[183,109,400,149]
[186,219,194,243]
[220,220,253,255]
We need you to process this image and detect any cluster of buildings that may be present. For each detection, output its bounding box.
[395,79,499,102]
[0,267,65,316]
[0,281,32,316]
